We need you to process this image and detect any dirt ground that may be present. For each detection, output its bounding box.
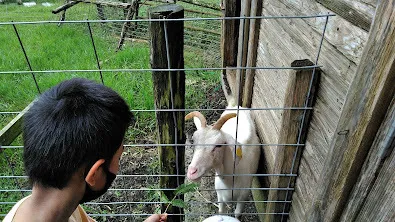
[90,84,259,222]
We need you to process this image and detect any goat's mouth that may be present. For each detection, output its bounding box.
[187,175,202,182]
[187,166,204,182]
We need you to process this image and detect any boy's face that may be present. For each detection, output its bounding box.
[108,145,124,175]
[79,144,124,203]
[89,144,124,191]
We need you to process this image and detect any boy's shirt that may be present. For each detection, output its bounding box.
[3,195,96,222]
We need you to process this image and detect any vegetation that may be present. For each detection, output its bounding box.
[0,0,222,219]
[162,183,199,213]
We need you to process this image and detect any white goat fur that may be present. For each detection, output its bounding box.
[187,105,260,218]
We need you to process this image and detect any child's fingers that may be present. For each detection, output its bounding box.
[159,213,168,221]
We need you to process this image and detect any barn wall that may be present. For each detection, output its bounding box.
[249,0,376,221]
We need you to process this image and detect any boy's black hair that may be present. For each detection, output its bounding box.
[23,78,133,189]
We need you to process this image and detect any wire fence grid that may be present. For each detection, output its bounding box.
[0,5,332,221]
[78,0,223,67]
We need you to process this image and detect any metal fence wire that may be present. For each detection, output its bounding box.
[0,7,333,222]
[78,0,222,67]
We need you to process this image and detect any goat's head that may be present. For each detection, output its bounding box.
[185,111,236,181]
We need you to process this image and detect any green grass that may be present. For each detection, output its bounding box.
[0,0,222,217]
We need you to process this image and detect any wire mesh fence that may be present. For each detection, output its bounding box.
[0,2,333,221]
[65,0,223,67]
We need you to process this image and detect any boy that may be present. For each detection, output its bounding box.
[4,78,166,222]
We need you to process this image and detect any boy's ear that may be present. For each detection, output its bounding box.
[85,159,105,186]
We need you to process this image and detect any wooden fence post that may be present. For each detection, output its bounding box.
[221,0,241,99]
[307,1,395,221]
[148,5,185,222]
[265,60,321,221]
[235,0,251,105]
[242,0,262,108]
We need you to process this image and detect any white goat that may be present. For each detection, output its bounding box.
[185,105,260,219]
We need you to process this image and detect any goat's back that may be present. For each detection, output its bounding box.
[220,105,260,179]
[220,106,256,144]
[215,106,261,204]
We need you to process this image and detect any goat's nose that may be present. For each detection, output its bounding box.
[188,166,198,175]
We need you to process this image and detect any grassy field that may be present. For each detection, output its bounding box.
[0,0,223,219]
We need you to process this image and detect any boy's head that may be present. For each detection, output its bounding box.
[23,78,133,190]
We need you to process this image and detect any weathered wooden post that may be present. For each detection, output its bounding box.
[148,4,185,222]
[242,0,262,108]
[265,60,321,222]
[235,0,251,105]
[221,0,241,101]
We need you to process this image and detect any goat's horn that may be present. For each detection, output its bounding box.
[212,113,237,130]
[185,111,207,128]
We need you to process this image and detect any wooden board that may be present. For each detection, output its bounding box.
[272,0,370,65]
[265,60,321,221]
[252,1,359,177]
[315,0,374,31]
[306,0,395,220]
[234,0,251,105]
[0,101,35,146]
[340,97,395,221]
[354,127,395,221]
[242,0,262,107]
[221,0,241,99]
[250,0,374,221]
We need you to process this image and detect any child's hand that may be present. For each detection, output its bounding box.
[144,214,167,222]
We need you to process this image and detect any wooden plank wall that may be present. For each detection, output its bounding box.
[249,0,376,221]
[307,1,395,220]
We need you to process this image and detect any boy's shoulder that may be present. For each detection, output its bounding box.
[3,195,30,222]
[70,205,96,222]
[3,195,95,222]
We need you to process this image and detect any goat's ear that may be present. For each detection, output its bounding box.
[193,117,203,130]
